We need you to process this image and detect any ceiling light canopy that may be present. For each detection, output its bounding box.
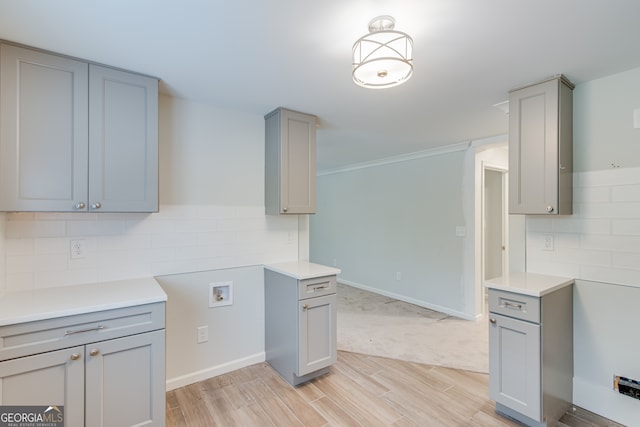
[352,15,414,89]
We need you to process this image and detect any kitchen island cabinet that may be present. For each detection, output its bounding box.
[509,75,574,215]
[264,261,340,386]
[485,273,573,427]
[265,107,317,215]
[0,42,158,213]
[0,278,167,427]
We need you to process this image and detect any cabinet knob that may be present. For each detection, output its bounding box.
[89,349,100,357]
[302,304,309,310]
[283,207,288,212]
[75,202,86,210]
[546,205,554,213]
[70,353,81,361]
[91,202,102,210]
[489,318,497,325]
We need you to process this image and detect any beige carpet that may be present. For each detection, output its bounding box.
[337,283,489,373]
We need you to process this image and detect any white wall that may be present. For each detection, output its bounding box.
[523,68,640,426]
[311,146,470,318]
[0,95,301,388]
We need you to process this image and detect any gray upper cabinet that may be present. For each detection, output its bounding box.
[265,107,317,215]
[0,43,158,212]
[508,75,574,215]
[89,65,158,212]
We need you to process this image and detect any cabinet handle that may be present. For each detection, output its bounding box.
[64,325,106,336]
[283,207,288,212]
[313,286,328,291]
[504,301,523,310]
[91,202,102,209]
[489,318,497,325]
[89,349,100,357]
[546,205,554,213]
[74,202,86,210]
[302,304,309,310]
[70,353,81,361]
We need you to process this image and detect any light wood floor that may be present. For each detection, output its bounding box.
[166,351,621,427]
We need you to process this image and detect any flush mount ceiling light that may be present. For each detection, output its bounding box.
[352,15,414,89]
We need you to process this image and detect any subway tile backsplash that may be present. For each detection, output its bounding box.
[527,166,640,288]
[3,205,299,291]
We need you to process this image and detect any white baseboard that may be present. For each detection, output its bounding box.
[573,376,637,426]
[338,279,474,320]
[166,352,266,391]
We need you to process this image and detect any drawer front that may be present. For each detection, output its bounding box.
[298,276,336,300]
[489,290,540,323]
[0,302,165,362]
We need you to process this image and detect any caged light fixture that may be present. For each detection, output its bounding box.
[352,15,414,89]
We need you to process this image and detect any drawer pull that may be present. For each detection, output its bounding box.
[489,318,497,324]
[89,349,100,357]
[302,304,309,311]
[503,301,523,310]
[64,325,106,336]
[70,353,81,361]
[312,285,328,291]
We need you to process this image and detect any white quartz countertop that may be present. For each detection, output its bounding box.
[484,272,574,297]
[264,261,341,280]
[0,277,167,326]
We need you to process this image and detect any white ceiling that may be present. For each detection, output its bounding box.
[1,0,640,171]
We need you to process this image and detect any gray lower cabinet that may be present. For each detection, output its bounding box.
[0,303,166,426]
[0,42,158,212]
[265,270,337,386]
[488,287,572,427]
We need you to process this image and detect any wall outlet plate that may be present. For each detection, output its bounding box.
[209,281,233,308]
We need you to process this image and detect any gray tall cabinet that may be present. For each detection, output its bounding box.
[0,42,158,212]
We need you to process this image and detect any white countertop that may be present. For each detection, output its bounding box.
[484,272,574,297]
[264,261,341,280]
[0,277,167,326]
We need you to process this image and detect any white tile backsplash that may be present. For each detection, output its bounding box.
[3,204,299,290]
[527,166,640,288]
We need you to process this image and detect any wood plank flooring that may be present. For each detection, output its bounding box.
[166,351,622,427]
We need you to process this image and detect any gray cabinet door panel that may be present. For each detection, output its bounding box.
[89,65,158,212]
[85,329,165,427]
[0,345,85,426]
[298,294,336,376]
[0,44,89,211]
[489,313,541,422]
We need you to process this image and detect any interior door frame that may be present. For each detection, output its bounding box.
[480,162,508,315]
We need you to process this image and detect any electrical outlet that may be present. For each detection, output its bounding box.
[70,239,86,259]
[197,326,208,343]
[396,272,402,281]
[543,235,554,251]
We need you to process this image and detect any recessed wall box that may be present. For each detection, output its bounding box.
[209,281,233,308]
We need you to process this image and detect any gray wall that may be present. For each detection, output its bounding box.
[311,150,468,317]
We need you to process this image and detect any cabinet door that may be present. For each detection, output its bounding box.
[298,294,336,376]
[265,108,316,215]
[89,65,158,213]
[85,330,165,427]
[489,313,541,422]
[509,78,559,215]
[0,44,89,212]
[0,346,85,426]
